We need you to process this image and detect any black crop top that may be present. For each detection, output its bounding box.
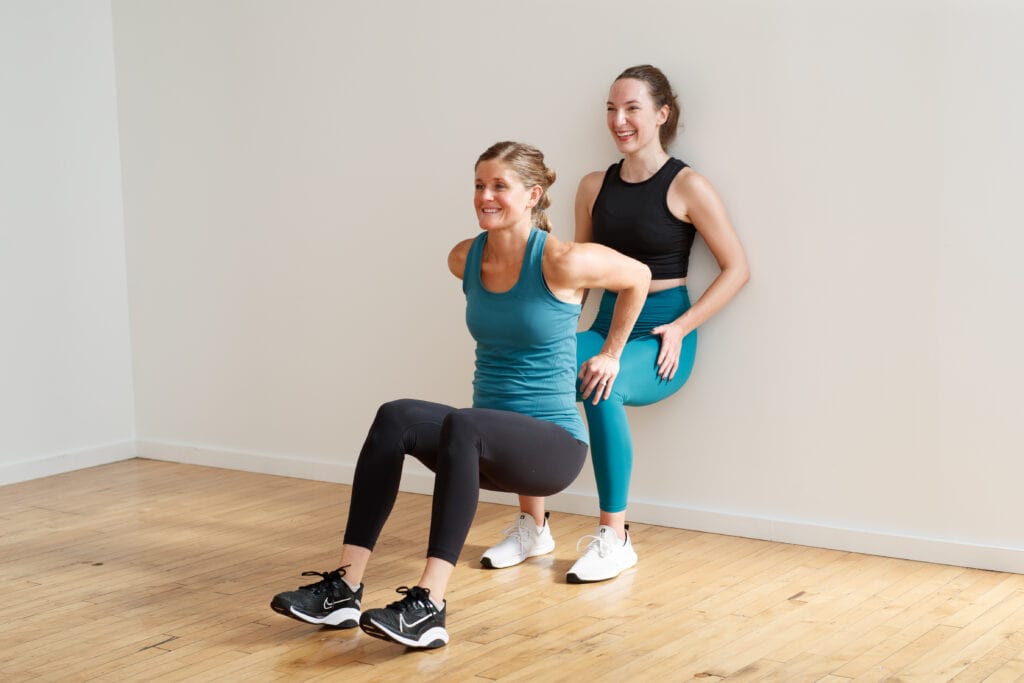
[591,157,697,279]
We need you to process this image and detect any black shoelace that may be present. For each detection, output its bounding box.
[387,586,438,614]
[297,565,350,593]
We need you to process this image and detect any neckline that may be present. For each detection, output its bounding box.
[477,228,540,295]
[616,157,674,186]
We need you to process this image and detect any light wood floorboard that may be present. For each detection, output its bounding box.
[2,459,1024,681]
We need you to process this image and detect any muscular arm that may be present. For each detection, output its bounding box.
[561,242,650,358]
[547,239,651,402]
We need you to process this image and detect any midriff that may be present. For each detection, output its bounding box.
[650,277,686,293]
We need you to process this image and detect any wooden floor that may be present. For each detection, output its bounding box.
[2,461,1024,682]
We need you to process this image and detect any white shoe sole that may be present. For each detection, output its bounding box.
[481,536,556,569]
[566,554,638,584]
[288,605,361,628]
[361,618,449,649]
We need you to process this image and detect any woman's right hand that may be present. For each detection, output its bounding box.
[579,351,620,404]
[650,320,688,381]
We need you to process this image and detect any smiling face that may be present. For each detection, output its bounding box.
[606,77,670,154]
[474,159,541,232]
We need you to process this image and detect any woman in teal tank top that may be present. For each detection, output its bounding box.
[269,141,650,649]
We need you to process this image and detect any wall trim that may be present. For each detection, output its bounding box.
[135,440,1024,574]
[0,441,137,486]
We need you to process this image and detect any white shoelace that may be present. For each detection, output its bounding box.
[576,533,615,559]
[501,521,533,551]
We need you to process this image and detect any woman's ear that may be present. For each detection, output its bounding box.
[528,184,543,208]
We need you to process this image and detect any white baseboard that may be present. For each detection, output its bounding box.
[136,440,1024,574]
[0,441,137,486]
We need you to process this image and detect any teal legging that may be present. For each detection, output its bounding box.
[576,286,697,513]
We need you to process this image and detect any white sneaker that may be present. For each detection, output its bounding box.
[480,512,555,569]
[566,524,638,583]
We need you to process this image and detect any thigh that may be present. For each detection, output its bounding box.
[576,329,608,366]
[616,334,694,406]
[373,398,458,471]
[454,408,588,497]
[576,330,609,401]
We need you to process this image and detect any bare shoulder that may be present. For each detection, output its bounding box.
[542,232,575,265]
[576,170,605,204]
[669,167,726,223]
[448,238,475,279]
[578,170,605,193]
[672,166,718,201]
[542,233,584,282]
[544,236,614,280]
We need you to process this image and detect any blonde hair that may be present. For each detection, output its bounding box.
[475,141,557,232]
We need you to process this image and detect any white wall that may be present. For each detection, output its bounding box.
[0,1,136,482]
[112,1,1024,570]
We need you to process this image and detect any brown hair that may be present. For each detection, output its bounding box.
[615,65,681,149]
[475,141,557,232]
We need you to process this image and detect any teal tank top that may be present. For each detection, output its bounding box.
[463,228,588,443]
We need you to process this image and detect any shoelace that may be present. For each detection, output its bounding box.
[297,565,350,593]
[387,586,439,614]
[500,519,533,550]
[576,533,615,558]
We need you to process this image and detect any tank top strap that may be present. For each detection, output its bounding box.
[653,157,687,188]
[519,228,548,295]
[462,232,487,294]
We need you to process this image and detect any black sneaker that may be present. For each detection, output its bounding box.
[270,567,362,628]
[359,586,449,649]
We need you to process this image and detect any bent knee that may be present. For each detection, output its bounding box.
[440,409,479,440]
[369,398,435,441]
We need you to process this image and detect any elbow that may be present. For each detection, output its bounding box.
[637,263,652,293]
[738,264,751,288]
[728,258,750,290]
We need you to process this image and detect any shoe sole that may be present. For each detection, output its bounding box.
[480,539,556,569]
[566,557,638,584]
[359,616,448,649]
[270,599,360,629]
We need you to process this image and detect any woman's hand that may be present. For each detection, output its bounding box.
[579,351,620,404]
[651,321,687,381]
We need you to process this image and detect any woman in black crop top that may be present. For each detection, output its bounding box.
[480,65,750,583]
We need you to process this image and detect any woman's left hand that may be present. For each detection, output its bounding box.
[651,321,687,381]
[579,352,620,404]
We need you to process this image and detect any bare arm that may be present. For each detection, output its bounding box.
[447,239,473,280]
[574,171,603,244]
[653,171,750,379]
[572,171,604,307]
[548,239,651,403]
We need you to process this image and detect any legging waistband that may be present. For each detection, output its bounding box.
[590,286,691,341]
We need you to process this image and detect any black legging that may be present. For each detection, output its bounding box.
[342,399,589,565]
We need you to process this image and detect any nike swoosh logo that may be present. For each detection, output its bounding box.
[399,613,432,630]
[323,596,351,609]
